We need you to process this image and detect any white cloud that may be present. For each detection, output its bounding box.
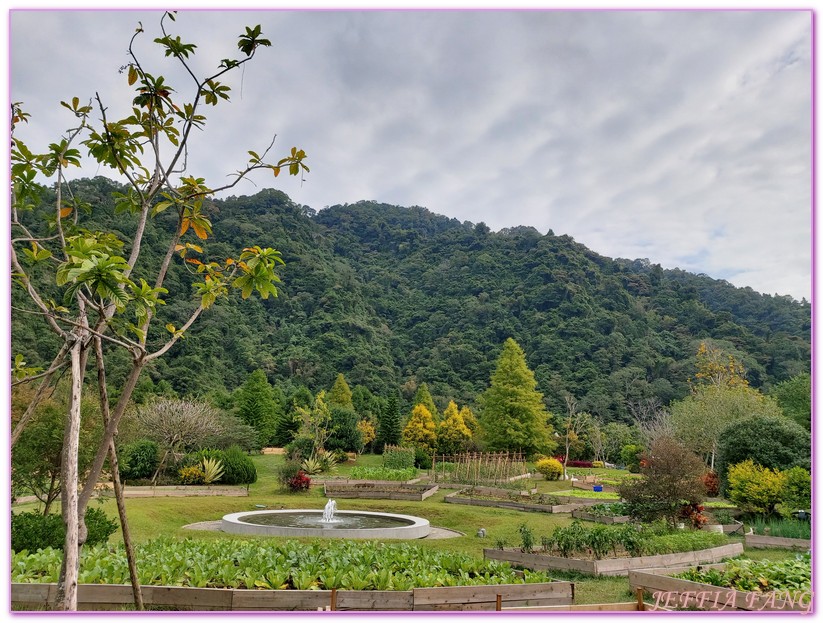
[9,9,812,299]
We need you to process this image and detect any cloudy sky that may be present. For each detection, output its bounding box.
[9,8,812,300]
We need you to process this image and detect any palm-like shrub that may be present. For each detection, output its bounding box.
[201,457,224,484]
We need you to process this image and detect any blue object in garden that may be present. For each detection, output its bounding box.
[593,485,603,492]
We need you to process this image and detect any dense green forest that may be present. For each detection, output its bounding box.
[12,177,810,424]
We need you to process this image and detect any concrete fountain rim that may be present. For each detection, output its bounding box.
[220,508,431,539]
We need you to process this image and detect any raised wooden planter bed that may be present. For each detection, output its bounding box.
[114,485,248,498]
[744,534,811,550]
[552,493,616,505]
[444,490,589,514]
[483,543,744,577]
[310,477,421,487]
[11,581,574,611]
[571,481,618,493]
[570,509,630,524]
[323,482,439,501]
[629,567,812,612]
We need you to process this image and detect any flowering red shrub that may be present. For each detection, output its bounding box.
[565,460,593,468]
[552,456,566,464]
[701,471,720,497]
[288,470,312,491]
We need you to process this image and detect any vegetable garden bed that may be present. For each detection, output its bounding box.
[483,544,743,577]
[744,534,811,550]
[323,482,439,501]
[570,510,630,524]
[629,556,812,612]
[444,489,592,514]
[113,485,249,497]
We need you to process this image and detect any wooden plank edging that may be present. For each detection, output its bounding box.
[11,581,573,611]
[744,534,811,550]
[483,543,744,577]
[629,569,811,612]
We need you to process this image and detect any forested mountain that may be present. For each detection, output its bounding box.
[12,177,811,423]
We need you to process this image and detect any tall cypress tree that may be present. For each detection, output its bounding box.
[479,338,555,457]
[376,393,402,453]
[235,370,281,446]
[328,373,354,410]
[412,382,439,421]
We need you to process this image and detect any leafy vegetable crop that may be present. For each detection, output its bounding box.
[12,538,554,589]
[676,554,810,593]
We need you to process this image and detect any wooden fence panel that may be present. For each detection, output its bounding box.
[335,590,414,610]
[412,582,573,610]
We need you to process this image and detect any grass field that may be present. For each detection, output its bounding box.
[12,453,795,607]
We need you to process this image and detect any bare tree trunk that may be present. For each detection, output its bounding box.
[55,340,83,611]
[43,472,58,516]
[77,359,145,518]
[94,336,144,610]
[11,344,69,447]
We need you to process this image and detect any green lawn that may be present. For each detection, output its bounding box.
[11,453,792,607]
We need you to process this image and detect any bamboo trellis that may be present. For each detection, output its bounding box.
[430,451,528,486]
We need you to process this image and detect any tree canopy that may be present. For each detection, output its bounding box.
[479,338,555,457]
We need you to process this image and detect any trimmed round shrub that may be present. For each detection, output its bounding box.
[717,415,810,490]
[535,457,563,480]
[219,445,257,485]
[12,507,118,552]
[119,439,159,480]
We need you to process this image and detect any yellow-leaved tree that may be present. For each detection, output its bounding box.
[437,400,472,454]
[402,404,437,453]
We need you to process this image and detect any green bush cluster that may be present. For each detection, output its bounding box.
[118,439,159,481]
[727,460,810,517]
[382,445,416,470]
[349,466,417,481]
[531,520,726,560]
[181,446,256,486]
[11,507,118,553]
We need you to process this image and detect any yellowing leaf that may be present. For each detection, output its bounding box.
[59,207,73,218]
[165,323,176,333]
[128,66,138,86]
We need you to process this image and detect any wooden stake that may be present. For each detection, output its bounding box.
[496,594,502,611]
[636,587,645,611]
[330,588,337,611]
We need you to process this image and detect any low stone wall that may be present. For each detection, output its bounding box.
[483,543,744,577]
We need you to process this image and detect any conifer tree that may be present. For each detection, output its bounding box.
[459,405,478,434]
[328,373,354,410]
[479,338,555,457]
[412,382,439,421]
[437,400,472,454]
[376,393,402,452]
[402,404,438,453]
[235,370,280,446]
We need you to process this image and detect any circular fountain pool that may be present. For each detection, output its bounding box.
[221,509,430,539]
